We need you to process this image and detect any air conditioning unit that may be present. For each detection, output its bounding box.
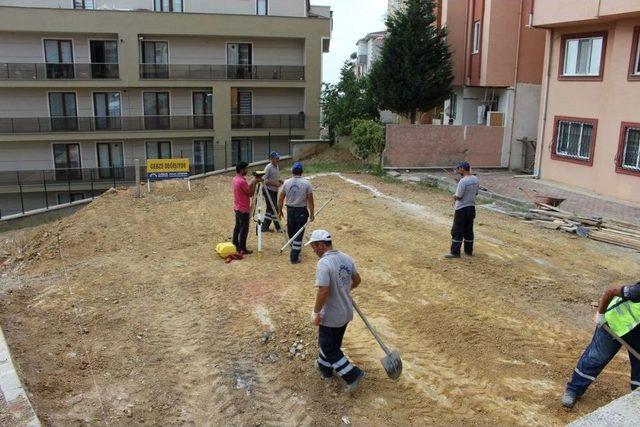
[487,111,505,127]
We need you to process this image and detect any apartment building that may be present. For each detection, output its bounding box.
[532,0,640,204]
[355,31,386,78]
[439,0,546,171]
[0,0,331,216]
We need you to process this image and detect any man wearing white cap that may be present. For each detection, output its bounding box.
[307,229,365,393]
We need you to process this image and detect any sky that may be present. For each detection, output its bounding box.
[313,0,389,84]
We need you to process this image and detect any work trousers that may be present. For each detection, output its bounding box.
[317,323,363,384]
[287,206,308,262]
[232,210,250,252]
[262,188,281,231]
[450,206,476,256]
[566,325,640,396]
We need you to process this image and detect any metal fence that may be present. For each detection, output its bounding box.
[139,64,305,80]
[231,114,305,130]
[0,63,120,80]
[0,115,214,134]
[0,137,296,219]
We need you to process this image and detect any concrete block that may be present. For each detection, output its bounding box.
[568,391,640,427]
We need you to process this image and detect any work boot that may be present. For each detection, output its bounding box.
[444,253,461,259]
[242,249,253,255]
[346,371,365,394]
[314,361,333,379]
[561,391,577,408]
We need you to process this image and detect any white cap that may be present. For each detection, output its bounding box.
[305,229,332,246]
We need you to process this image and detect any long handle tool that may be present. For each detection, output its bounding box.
[603,324,640,361]
[279,198,333,253]
[351,299,403,380]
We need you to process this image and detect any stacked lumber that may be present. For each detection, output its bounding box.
[511,203,640,251]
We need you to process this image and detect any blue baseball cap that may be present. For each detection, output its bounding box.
[292,161,303,172]
[456,161,471,171]
[269,151,280,159]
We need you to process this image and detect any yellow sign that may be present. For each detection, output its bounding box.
[146,159,190,180]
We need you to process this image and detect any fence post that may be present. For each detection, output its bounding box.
[67,170,71,204]
[225,140,228,170]
[112,166,116,189]
[134,159,141,198]
[42,170,49,209]
[268,132,271,157]
[17,170,24,214]
[90,169,95,199]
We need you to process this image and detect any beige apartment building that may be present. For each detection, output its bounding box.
[533,0,640,204]
[440,0,546,171]
[0,0,331,216]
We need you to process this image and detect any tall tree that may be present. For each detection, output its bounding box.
[369,0,453,123]
[321,60,379,138]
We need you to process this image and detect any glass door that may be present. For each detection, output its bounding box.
[49,92,78,131]
[90,40,118,78]
[227,43,252,79]
[192,91,213,129]
[146,141,172,159]
[97,142,124,179]
[141,41,169,78]
[193,139,214,174]
[144,92,170,129]
[93,92,121,130]
[53,143,82,180]
[44,39,74,79]
[232,138,253,166]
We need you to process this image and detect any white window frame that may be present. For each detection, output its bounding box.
[153,0,183,13]
[256,0,268,16]
[635,37,640,75]
[562,35,604,77]
[555,120,593,160]
[622,126,640,171]
[472,21,481,54]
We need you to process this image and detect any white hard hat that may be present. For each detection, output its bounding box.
[305,229,332,246]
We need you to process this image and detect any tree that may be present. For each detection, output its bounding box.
[369,0,453,124]
[321,60,379,138]
[351,119,386,168]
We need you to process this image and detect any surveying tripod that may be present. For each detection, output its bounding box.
[250,180,285,254]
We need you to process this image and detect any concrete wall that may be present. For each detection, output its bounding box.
[0,32,118,63]
[533,0,640,27]
[441,0,468,87]
[0,0,309,17]
[250,87,304,114]
[536,18,640,203]
[384,124,505,168]
[510,82,540,170]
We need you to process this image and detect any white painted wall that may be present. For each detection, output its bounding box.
[251,88,304,114]
[510,82,541,170]
[0,32,117,63]
[0,0,309,16]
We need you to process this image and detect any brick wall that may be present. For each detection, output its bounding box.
[384,124,504,168]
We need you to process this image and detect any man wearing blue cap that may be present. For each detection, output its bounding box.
[278,161,314,264]
[262,151,283,232]
[445,161,480,259]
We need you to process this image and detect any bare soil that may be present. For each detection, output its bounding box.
[1,171,639,426]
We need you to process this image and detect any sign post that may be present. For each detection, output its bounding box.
[146,158,190,192]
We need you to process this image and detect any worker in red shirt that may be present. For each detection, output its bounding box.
[232,161,261,254]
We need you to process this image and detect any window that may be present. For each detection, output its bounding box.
[472,21,480,54]
[154,0,183,12]
[617,123,640,175]
[74,0,94,9]
[53,143,82,181]
[552,117,598,165]
[232,138,253,166]
[93,92,121,130]
[143,92,170,129]
[561,33,606,79]
[232,91,253,128]
[193,139,214,174]
[192,91,213,129]
[140,41,169,78]
[146,141,172,160]
[97,142,124,179]
[57,193,85,204]
[227,43,252,79]
[44,39,74,79]
[257,0,268,15]
[49,92,78,131]
[629,27,640,80]
[90,40,119,79]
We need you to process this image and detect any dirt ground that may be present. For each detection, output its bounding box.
[1,169,640,426]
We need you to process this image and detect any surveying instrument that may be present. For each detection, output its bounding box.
[250,170,284,257]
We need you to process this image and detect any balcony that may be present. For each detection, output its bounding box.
[231,114,305,130]
[139,64,305,80]
[0,63,120,80]
[0,115,214,134]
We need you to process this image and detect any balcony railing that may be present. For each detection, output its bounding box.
[231,114,305,129]
[139,64,305,80]
[0,63,120,80]
[0,115,214,134]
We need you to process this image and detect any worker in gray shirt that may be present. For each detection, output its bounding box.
[445,161,480,259]
[307,229,365,393]
[278,161,314,264]
[262,151,283,232]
